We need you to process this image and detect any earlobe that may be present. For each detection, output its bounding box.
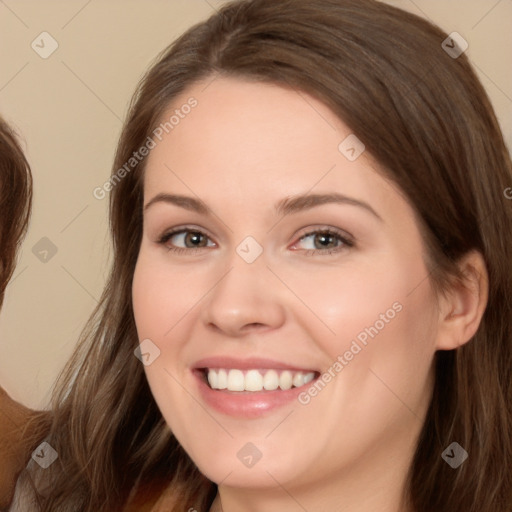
[435,250,489,351]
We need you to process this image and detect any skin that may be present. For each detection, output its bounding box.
[132,76,488,512]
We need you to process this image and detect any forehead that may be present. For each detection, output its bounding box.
[143,76,403,217]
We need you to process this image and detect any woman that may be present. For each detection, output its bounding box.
[10,0,512,510]
[0,116,51,510]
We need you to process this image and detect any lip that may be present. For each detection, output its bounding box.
[191,356,320,419]
[193,356,318,373]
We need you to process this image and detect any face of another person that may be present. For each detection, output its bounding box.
[132,76,442,492]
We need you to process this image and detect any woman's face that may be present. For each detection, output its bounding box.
[132,77,440,494]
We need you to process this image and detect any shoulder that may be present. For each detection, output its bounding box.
[0,387,47,510]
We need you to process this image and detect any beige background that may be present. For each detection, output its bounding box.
[1,0,511,410]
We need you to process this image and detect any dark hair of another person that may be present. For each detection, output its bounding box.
[0,116,32,308]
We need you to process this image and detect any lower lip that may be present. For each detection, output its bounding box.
[192,370,317,419]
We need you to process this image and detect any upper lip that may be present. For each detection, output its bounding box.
[193,356,319,373]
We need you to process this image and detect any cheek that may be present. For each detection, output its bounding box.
[131,254,189,403]
[131,252,209,403]
[131,255,193,419]
[290,252,436,401]
[274,254,426,357]
[333,267,437,423]
[132,252,203,339]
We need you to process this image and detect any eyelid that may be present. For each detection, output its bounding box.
[293,225,354,244]
[156,225,217,246]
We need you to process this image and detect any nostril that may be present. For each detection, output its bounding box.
[242,323,267,331]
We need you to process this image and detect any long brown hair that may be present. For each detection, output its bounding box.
[0,117,33,308]
[18,0,512,510]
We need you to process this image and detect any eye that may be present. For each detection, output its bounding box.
[157,227,215,254]
[156,226,354,257]
[290,227,354,256]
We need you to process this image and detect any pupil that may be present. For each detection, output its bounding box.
[186,232,204,247]
[316,233,334,249]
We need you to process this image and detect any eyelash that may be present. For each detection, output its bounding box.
[295,228,355,256]
[157,226,354,257]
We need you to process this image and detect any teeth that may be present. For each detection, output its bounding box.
[217,369,228,390]
[263,369,279,390]
[303,372,315,384]
[227,369,245,391]
[207,370,218,389]
[205,368,316,392]
[292,372,305,387]
[279,370,293,390]
[245,370,263,391]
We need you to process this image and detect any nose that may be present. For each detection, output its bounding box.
[200,256,287,337]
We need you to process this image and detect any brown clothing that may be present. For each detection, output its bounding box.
[0,387,42,510]
[0,387,186,511]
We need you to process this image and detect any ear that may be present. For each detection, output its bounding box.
[435,250,489,350]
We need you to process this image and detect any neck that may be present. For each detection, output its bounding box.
[209,423,419,512]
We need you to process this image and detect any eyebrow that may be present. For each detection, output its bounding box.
[144,192,383,222]
[275,193,382,221]
[145,193,210,214]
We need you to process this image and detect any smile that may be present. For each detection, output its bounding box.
[205,368,317,392]
[192,356,321,417]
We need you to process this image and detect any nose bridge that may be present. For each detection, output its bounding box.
[201,243,286,335]
[214,233,269,298]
